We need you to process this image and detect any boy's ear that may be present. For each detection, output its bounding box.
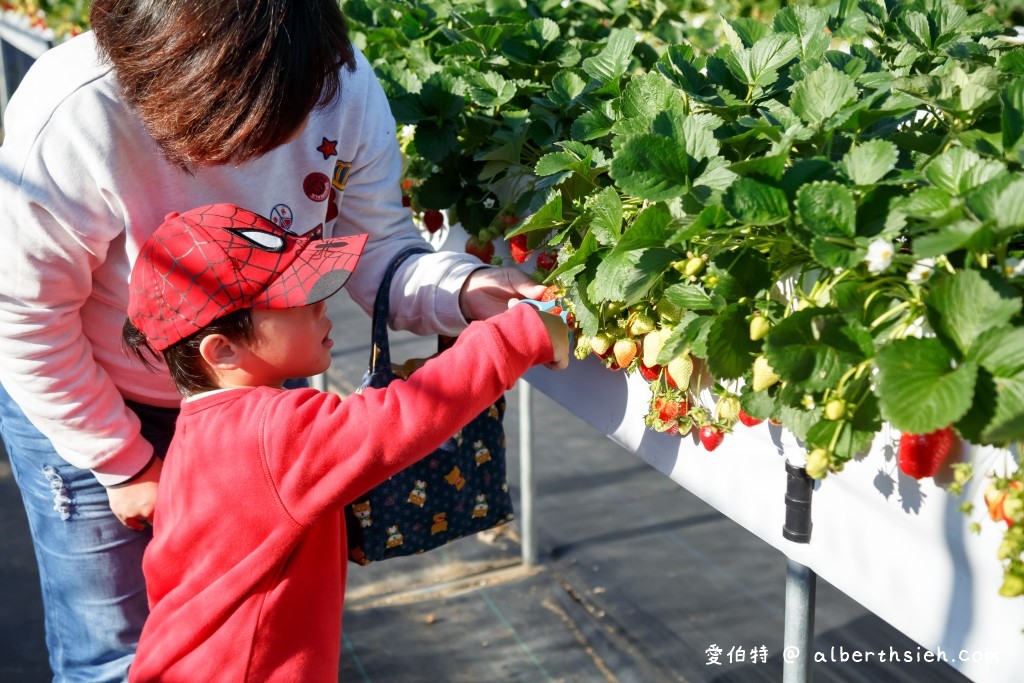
[198,334,243,369]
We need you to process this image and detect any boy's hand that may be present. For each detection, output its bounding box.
[106,456,162,531]
[511,300,569,370]
[459,267,548,321]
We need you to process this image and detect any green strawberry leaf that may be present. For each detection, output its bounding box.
[583,187,622,246]
[764,308,874,392]
[621,72,683,122]
[572,107,617,141]
[592,248,676,304]
[722,177,791,226]
[925,269,1022,357]
[419,72,466,120]
[773,5,830,60]
[1001,78,1024,156]
[875,337,978,434]
[739,385,778,421]
[726,17,772,50]
[968,326,1024,377]
[618,203,673,251]
[548,70,588,109]
[663,283,716,311]
[983,376,1024,443]
[507,191,563,237]
[912,220,992,258]
[463,70,517,108]
[582,28,636,87]
[610,134,695,201]
[413,122,460,163]
[924,147,1007,196]
[706,304,760,379]
[841,140,899,186]
[790,64,858,126]
[805,420,870,462]
[796,181,856,238]
[710,249,774,301]
[724,33,800,89]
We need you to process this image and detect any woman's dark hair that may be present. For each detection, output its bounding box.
[122,309,255,396]
[91,0,356,168]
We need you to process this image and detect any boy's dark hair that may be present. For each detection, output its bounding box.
[91,0,356,169]
[122,309,255,396]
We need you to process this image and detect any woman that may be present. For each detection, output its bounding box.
[0,1,545,679]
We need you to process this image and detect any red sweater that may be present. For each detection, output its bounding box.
[129,304,553,682]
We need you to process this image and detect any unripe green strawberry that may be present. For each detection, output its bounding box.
[642,329,666,369]
[805,448,830,479]
[824,399,846,421]
[613,339,638,368]
[999,573,1024,598]
[749,315,771,341]
[751,356,780,392]
[574,335,593,361]
[666,354,693,389]
[682,256,705,277]
[590,333,613,357]
[716,395,741,423]
[628,311,656,337]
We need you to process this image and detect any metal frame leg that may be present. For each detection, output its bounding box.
[783,558,816,682]
[518,380,537,566]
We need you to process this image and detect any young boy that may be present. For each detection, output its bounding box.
[121,204,568,682]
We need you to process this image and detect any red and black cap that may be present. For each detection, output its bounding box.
[128,203,367,351]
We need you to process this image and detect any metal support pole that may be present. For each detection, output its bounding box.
[782,460,816,683]
[518,380,537,566]
[783,559,816,683]
[310,372,327,392]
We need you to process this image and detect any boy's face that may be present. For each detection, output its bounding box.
[245,300,334,387]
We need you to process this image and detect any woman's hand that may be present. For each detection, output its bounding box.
[106,456,163,531]
[459,267,548,322]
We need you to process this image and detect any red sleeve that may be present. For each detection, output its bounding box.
[258,303,554,524]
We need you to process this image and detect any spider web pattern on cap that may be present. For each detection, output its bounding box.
[127,203,365,351]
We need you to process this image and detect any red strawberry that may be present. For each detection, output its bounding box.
[655,397,683,422]
[536,251,558,271]
[663,421,680,435]
[509,234,531,263]
[738,409,763,427]
[897,427,955,479]
[423,209,444,234]
[540,285,560,302]
[402,195,412,208]
[698,425,724,452]
[465,236,495,263]
[501,214,521,228]
[638,362,662,381]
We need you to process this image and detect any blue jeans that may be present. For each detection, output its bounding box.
[0,382,168,682]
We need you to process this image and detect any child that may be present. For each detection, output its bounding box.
[121,204,568,682]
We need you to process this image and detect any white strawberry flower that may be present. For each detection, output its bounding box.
[1002,257,1024,278]
[865,239,894,273]
[907,258,935,285]
[483,197,495,209]
[401,125,415,139]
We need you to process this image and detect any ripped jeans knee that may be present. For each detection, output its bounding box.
[41,465,74,520]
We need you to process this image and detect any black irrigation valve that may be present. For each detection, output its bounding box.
[783,460,814,544]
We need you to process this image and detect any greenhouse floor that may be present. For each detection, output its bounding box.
[0,291,974,683]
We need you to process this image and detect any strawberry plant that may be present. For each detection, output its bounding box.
[345,0,1024,601]
[3,0,89,39]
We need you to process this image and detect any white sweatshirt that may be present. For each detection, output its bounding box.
[0,33,484,485]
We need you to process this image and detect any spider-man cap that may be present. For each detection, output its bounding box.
[128,203,368,351]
